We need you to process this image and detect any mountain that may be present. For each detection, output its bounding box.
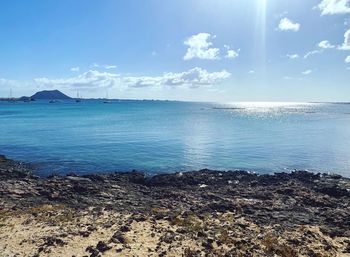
[31,90,71,100]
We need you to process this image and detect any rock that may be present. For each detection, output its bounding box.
[132,214,147,222]
[316,185,349,198]
[202,239,213,250]
[197,231,206,238]
[79,231,90,237]
[86,246,100,257]
[160,232,175,244]
[111,232,127,244]
[120,225,130,232]
[1,155,350,256]
[42,237,66,247]
[66,176,91,182]
[96,241,111,252]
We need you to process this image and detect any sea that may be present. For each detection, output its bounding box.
[1,100,350,177]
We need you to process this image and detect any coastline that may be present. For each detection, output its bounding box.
[0,155,349,256]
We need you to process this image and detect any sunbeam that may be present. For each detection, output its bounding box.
[254,0,268,79]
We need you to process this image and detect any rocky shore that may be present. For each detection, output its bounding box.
[0,155,349,257]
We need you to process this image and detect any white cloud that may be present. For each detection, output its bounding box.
[278,18,300,31]
[104,65,117,69]
[302,69,313,75]
[35,70,120,90]
[0,78,17,87]
[164,68,231,88]
[304,40,335,59]
[318,40,335,48]
[34,68,231,91]
[283,76,303,80]
[304,49,324,59]
[225,49,239,59]
[345,55,350,62]
[224,45,240,59]
[283,76,296,80]
[287,54,299,59]
[339,29,350,50]
[124,68,231,89]
[318,0,350,15]
[0,79,24,97]
[0,79,34,96]
[183,33,220,60]
[93,63,117,69]
[248,70,255,74]
[70,67,80,72]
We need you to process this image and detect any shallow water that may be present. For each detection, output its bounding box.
[1,100,350,176]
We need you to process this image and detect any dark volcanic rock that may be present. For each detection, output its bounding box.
[315,184,350,198]
[96,241,111,252]
[0,155,349,240]
[0,155,32,179]
[86,246,100,257]
[111,232,127,244]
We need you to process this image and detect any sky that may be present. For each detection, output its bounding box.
[0,0,349,102]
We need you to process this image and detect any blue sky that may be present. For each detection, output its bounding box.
[0,0,349,101]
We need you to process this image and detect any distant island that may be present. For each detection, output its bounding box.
[30,90,71,100]
[0,90,72,101]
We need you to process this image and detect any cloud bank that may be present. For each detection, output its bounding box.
[34,68,231,91]
[35,70,120,90]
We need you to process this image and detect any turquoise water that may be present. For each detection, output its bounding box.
[1,100,350,177]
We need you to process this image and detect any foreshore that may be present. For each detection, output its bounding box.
[0,155,349,257]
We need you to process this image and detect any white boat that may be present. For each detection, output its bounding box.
[103,91,111,104]
[76,91,81,103]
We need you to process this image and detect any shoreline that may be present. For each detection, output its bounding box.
[2,153,347,179]
[1,155,350,256]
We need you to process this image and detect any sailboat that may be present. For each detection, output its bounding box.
[8,89,15,102]
[103,91,111,104]
[76,91,81,103]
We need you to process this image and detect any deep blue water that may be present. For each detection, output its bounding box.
[1,100,350,177]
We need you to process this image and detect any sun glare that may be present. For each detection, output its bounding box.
[254,0,268,76]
